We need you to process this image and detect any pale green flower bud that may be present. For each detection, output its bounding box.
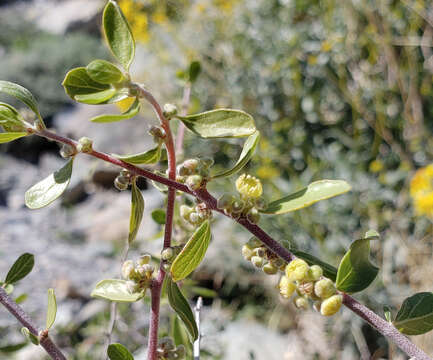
[183,158,199,171]
[186,175,203,190]
[161,247,174,261]
[241,245,253,261]
[252,247,266,258]
[217,193,234,209]
[263,262,278,275]
[60,144,76,159]
[163,103,178,119]
[246,237,262,249]
[285,259,310,282]
[251,256,265,268]
[177,164,191,176]
[149,125,166,141]
[77,137,93,153]
[137,254,151,266]
[236,174,263,198]
[121,260,135,280]
[279,276,296,298]
[231,199,245,213]
[180,205,193,220]
[188,212,200,224]
[293,296,309,310]
[247,208,260,224]
[314,278,336,299]
[114,175,129,191]
[308,265,323,281]
[320,294,343,316]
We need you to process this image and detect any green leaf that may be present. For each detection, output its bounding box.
[171,220,211,281]
[261,180,352,214]
[75,88,116,105]
[46,289,57,330]
[177,109,256,138]
[171,315,190,347]
[213,131,260,178]
[0,102,26,132]
[128,180,144,244]
[0,132,27,143]
[91,99,140,123]
[15,294,28,304]
[25,158,74,209]
[91,279,144,302]
[188,61,201,83]
[0,81,43,123]
[5,253,34,285]
[166,278,198,342]
[114,144,161,165]
[21,328,39,345]
[0,343,27,353]
[86,59,125,84]
[336,231,379,293]
[103,0,135,71]
[107,343,134,360]
[62,67,111,102]
[290,249,338,281]
[151,209,166,225]
[394,292,433,335]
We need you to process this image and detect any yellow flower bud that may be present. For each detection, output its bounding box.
[235,174,263,198]
[308,265,323,281]
[251,256,265,268]
[293,296,309,310]
[314,278,336,299]
[320,294,343,316]
[285,259,310,282]
[263,263,278,275]
[279,276,296,298]
[241,245,253,261]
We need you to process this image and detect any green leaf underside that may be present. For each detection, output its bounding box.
[262,180,352,214]
[394,292,433,335]
[62,67,111,100]
[46,289,57,330]
[75,88,116,105]
[171,220,211,282]
[103,1,135,71]
[178,109,256,138]
[290,249,337,281]
[128,180,144,244]
[0,81,42,121]
[86,59,124,84]
[0,102,25,131]
[25,158,74,209]
[114,144,160,165]
[0,132,27,143]
[91,279,143,302]
[91,99,140,123]
[213,131,260,178]
[151,209,166,225]
[336,232,379,293]
[5,253,34,285]
[0,343,27,353]
[167,278,199,342]
[107,343,134,360]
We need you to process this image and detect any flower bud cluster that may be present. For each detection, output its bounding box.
[279,259,343,316]
[121,254,154,295]
[180,202,212,226]
[114,169,132,191]
[241,237,286,275]
[157,337,185,359]
[218,193,265,224]
[76,137,93,153]
[176,158,214,191]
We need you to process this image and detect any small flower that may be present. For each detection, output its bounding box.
[308,265,323,281]
[236,174,263,198]
[320,294,343,316]
[279,276,296,298]
[314,278,336,299]
[285,259,310,282]
[121,260,135,280]
[185,175,203,191]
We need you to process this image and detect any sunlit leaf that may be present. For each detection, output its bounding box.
[166,278,198,342]
[107,343,134,360]
[103,0,135,71]
[86,59,125,84]
[91,279,143,302]
[114,143,161,165]
[128,180,144,244]
[62,67,111,102]
[261,180,351,214]
[213,131,260,178]
[171,221,211,281]
[5,253,34,285]
[0,102,26,132]
[0,132,27,143]
[46,289,57,330]
[25,158,74,209]
[177,109,256,138]
[91,99,140,123]
[15,294,28,304]
[394,292,433,335]
[336,231,379,293]
[75,88,116,105]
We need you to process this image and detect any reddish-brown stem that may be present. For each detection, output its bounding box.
[0,287,67,360]
[32,129,432,360]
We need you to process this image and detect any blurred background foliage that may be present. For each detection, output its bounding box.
[1,0,433,359]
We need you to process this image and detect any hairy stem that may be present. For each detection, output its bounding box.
[0,287,67,360]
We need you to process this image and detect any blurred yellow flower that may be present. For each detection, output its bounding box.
[369,159,383,173]
[410,164,433,216]
[116,97,136,112]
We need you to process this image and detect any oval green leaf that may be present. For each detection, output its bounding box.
[107,343,134,360]
[91,99,140,123]
[91,279,143,302]
[128,180,144,244]
[171,220,211,282]
[103,0,135,71]
[75,88,116,105]
[5,253,34,285]
[46,288,57,330]
[177,109,256,138]
[261,179,352,214]
[336,231,379,294]
[86,59,125,84]
[0,132,28,144]
[394,292,433,335]
[213,131,260,178]
[0,102,26,132]
[0,81,43,123]
[151,209,166,225]
[114,143,161,165]
[62,67,111,101]
[25,158,74,209]
[167,278,199,342]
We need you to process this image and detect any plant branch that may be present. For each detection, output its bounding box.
[0,287,67,360]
